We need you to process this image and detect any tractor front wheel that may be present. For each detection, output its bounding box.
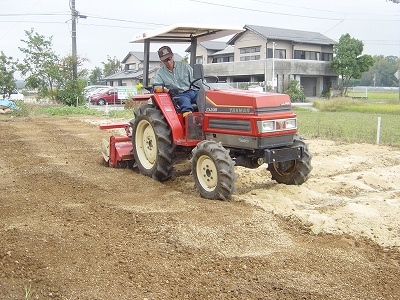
[191,140,236,200]
[268,134,312,185]
[131,104,175,182]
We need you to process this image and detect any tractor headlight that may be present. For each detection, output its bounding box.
[257,120,275,133]
[286,118,297,129]
[257,118,297,133]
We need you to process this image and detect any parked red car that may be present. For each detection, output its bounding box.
[90,88,124,105]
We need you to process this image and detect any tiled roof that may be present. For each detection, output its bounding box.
[103,68,157,81]
[122,51,183,63]
[228,25,336,45]
[186,41,228,52]
[210,45,234,56]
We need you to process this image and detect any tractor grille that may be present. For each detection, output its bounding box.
[258,134,294,148]
[208,119,251,131]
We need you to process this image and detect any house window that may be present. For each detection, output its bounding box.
[240,55,260,61]
[306,51,318,60]
[196,56,203,64]
[321,52,333,61]
[125,63,136,71]
[277,49,286,59]
[294,50,319,60]
[294,50,305,59]
[212,56,234,63]
[266,48,286,59]
[240,46,261,54]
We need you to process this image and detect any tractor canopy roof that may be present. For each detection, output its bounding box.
[130,23,244,44]
[130,24,244,86]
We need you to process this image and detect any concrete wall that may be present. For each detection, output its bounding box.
[204,59,337,96]
[204,59,335,78]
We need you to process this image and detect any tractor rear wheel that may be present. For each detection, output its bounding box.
[268,134,312,185]
[131,104,175,182]
[191,140,236,200]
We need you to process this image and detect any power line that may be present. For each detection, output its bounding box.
[0,20,68,24]
[0,13,70,17]
[0,0,43,40]
[0,20,156,31]
[83,15,167,26]
[2,8,398,24]
[249,0,400,17]
[187,0,400,21]
[188,0,343,20]
[0,13,167,26]
[249,0,348,14]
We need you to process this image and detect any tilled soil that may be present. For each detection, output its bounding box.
[0,115,399,300]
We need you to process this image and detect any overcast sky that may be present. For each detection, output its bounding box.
[1,0,399,75]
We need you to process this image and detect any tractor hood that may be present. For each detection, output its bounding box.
[204,89,293,114]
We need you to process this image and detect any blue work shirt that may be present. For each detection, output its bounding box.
[154,61,194,93]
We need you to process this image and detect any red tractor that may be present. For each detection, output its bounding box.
[101,25,312,200]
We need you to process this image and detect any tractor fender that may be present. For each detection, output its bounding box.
[150,93,185,143]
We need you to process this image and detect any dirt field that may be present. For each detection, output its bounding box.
[1,115,399,300]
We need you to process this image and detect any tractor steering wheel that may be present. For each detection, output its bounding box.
[189,78,202,91]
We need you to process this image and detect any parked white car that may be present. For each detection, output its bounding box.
[84,85,109,100]
[3,89,25,101]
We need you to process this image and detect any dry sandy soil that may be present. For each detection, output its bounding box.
[0,114,399,300]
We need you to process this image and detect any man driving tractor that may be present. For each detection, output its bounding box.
[154,46,198,117]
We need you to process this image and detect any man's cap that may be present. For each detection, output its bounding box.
[158,46,173,61]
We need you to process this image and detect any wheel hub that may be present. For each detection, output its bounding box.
[142,126,156,164]
[197,155,218,191]
[136,119,157,169]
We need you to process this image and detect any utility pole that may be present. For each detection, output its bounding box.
[388,0,400,100]
[70,0,86,80]
[71,0,78,80]
[272,42,276,91]
[264,43,267,91]
[396,69,400,102]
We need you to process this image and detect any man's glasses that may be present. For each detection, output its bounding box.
[162,57,172,62]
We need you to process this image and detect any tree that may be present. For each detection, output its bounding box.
[89,67,104,85]
[57,55,89,85]
[102,56,122,77]
[285,80,306,102]
[352,55,400,87]
[331,33,374,95]
[0,51,17,96]
[18,28,61,99]
[55,79,85,106]
[54,55,88,106]
[182,54,189,63]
